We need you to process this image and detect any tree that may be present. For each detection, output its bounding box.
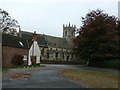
[12,54,24,66]
[0,8,21,36]
[117,20,120,60]
[73,9,118,66]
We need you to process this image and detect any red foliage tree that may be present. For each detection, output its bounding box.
[73,9,118,66]
[12,54,24,66]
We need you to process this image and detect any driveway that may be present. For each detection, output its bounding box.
[2,64,119,88]
[2,66,84,88]
[42,64,119,75]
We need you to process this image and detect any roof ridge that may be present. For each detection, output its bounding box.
[21,30,63,39]
[42,34,65,39]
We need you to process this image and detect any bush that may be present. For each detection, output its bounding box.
[12,54,24,66]
[88,59,120,69]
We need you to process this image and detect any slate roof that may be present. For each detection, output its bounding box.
[20,31,71,48]
[21,31,47,47]
[43,34,70,48]
[2,34,29,49]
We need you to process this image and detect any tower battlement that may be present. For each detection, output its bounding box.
[63,23,75,38]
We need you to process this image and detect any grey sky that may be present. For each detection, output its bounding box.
[118,1,120,20]
[0,0,119,37]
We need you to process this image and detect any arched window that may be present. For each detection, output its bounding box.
[65,31,67,36]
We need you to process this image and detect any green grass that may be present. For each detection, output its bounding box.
[2,64,45,71]
[60,69,120,88]
[0,68,2,72]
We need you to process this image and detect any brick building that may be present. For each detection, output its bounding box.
[2,34,29,67]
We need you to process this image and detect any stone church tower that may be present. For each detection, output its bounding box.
[63,23,75,38]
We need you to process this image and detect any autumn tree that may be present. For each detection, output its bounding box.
[74,9,118,66]
[0,8,21,36]
[117,20,120,60]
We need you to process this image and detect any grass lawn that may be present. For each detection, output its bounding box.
[60,69,120,88]
[2,64,45,71]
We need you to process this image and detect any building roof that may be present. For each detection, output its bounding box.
[2,34,29,49]
[21,31,48,47]
[43,34,70,48]
[20,31,72,48]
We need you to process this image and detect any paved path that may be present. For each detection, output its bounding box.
[2,66,84,88]
[2,64,119,88]
[42,64,119,75]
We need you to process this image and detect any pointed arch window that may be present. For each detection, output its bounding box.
[65,31,67,36]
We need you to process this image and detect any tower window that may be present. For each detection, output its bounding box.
[65,31,67,36]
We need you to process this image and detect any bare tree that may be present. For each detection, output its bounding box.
[0,8,21,36]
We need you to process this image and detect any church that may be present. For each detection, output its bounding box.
[20,23,77,62]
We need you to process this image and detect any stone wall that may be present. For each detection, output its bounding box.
[40,46,77,61]
[2,46,28,67]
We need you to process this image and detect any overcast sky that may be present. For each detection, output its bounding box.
[0,0,119,37]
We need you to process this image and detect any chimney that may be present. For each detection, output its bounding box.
[32,31,37,41]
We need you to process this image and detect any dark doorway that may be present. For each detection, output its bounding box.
[67,56,69,61]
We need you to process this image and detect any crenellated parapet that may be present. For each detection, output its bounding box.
[63,23,76,38]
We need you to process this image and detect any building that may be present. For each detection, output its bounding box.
[20,23,77,62]
[2,34,29,67]
[28,31,41,65]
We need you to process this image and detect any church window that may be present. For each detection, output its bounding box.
[55,53,58,58]
[71,53,73,59]
[62,53,64,59]
[47,52,49,58]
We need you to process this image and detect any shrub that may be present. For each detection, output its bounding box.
[12,54,24,66]
[88,59,120,69]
